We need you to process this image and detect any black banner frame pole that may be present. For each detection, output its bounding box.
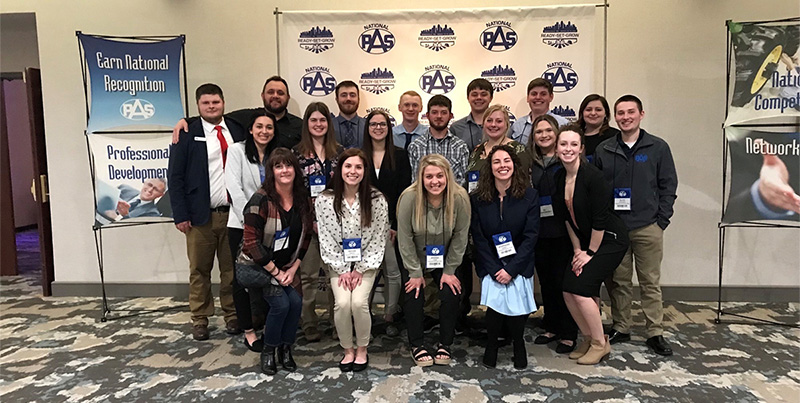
[77,32,189,322]
[715,19,800,329]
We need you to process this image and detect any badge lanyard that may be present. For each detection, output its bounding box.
[493,196,517,260]
[538,156,557,218]
[273,205,293,252]
[612,142,633,211]
[341,201,363,265]
[424,199,446,270]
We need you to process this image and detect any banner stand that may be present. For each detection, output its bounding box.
[715,18,800,329]
[77,32,189,322]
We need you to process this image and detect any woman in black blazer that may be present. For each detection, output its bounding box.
[363,109,412,336]
[470,144,539,369]
[552,124,629,365]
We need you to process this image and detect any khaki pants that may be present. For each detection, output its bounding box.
[186,211,236,326]
[330,270,377,349]
[608,223,664,338]
[299,235,333,332]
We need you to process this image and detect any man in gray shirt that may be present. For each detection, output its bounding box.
[450,78,493,151]
[331,80,366,149]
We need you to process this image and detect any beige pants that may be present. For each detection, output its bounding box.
[186,211,236,326]
[608,223,664,338]
[330,269,377,349]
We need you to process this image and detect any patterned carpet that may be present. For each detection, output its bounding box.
[1,231,799,402]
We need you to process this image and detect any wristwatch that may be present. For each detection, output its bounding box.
[586,249,596,256]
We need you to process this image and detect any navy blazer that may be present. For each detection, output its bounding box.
[168,117,245,226]
[470,187,540,279]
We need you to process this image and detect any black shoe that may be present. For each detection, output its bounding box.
[339,356,354,372]
[646,335,673,356]
[607,329,631,345]
[261,346,277,375]
[352,354,369,372]
[555,340,576,354]
[278,344,297,371]
[244,335,264,353]
[534,333,558,344]
[512,338,527,369]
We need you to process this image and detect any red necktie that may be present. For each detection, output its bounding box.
[215,125,228,168]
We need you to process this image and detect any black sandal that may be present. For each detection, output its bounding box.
[434,344,452,366]
[411,346,434,367]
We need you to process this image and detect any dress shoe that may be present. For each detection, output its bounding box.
[278,344,297,371]
[244,335,264,352]
[534,333,558,344]
[606,329,631,344]
[385,323,400,337]
[577,335,610,365]
[226,319,242,335]
[555,340,576,354]
[352,354,369,372]
[646,335,673,356]
[192,324,209,341]
[261,346,278,375]
[569,336,592,360]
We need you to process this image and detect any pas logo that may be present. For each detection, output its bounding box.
[500,105,517,126]
[542,21,579,49]
[481,64,517,93]
[365,107,397,127]
[498,236,507,243]
[359,23,395,54]
[618,190,628,197]
[480,21,517,52]
[313,177,323,184]
[120,99,155,120]
[542,61,579,93]
[300,66,337,97]
[550,105,577,121]
[359,68,396,95]
[419,24,456,52]
[635,154,648,163]
[298,26,335,54]
[431,247,440,255]
[348,241,357,248]
[419,65,456,95]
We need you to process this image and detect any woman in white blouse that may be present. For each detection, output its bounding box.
[315,148,389,372]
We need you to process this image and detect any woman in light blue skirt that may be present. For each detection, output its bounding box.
[470,144,540,369]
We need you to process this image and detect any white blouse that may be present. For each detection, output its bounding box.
[315,189,389,274]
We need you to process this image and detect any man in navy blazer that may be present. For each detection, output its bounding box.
[169,83,245,341]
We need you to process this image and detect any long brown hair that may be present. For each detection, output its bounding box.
[262,147,312,223]
[475,144,529,202]
[296,102,340,160]
[328,148,381,227]
[361,109,395,171]
[528,114,560,167]
[577,94,611,133]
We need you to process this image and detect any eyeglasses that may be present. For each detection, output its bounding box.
[369,122,388,128]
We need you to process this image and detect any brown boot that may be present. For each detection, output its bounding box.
[569,336,592,360]
[577,335,610,365]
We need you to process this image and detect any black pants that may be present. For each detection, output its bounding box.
[401,266,459,348]
[485,308,527,355]
[228,228,253,330]
[535,236,578,340]
[455,252,474,322]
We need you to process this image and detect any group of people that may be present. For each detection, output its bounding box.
[167,74,678,375]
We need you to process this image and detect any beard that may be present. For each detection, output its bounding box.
[265,101,287,115]
[429,119,450,132]
[338,102,358,115]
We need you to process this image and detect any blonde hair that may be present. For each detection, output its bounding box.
[481,104,510,142]
[401,154,466,230]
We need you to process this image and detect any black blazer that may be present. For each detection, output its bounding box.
[470,187,540,278]
[553,162,628,250]
[370,146,412,230]
[168,117,246,226]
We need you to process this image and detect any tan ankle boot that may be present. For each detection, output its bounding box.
[569,336,592,360]
[577,335,611,365]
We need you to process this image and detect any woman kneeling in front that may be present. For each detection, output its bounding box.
[316,148,389,372]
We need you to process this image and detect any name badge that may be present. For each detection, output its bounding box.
[426,245,445,269]
[309,175,326,197]
[194,136,206,142]
[343,238,362,262]
[614,188,632,211]
[539,195,554,218]
[492,231,516,258]
[273,228,289,251]
[467,171,479,193]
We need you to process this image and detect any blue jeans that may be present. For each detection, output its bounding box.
[263,285,302,347]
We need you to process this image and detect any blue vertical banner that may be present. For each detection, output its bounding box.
[78,34,185,133]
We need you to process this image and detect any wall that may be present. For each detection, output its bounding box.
[0,0,797,295]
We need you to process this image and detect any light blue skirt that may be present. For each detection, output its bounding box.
[480,275,537,316]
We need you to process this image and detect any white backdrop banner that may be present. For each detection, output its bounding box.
[279,6,598,125]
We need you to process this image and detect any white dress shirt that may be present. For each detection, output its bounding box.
[202,118,234,208]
